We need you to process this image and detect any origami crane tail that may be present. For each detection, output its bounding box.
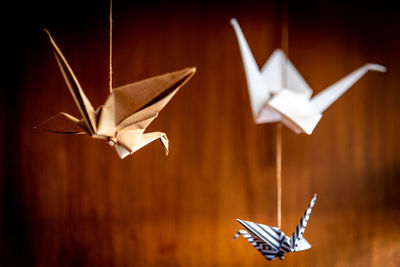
[290,194,317,251]
[233,227,278,261]
[36,112,88,134]
[44,29,97,135]
[230,18,270,121]
[310,63,387,113]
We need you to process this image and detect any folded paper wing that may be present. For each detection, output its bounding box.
[36,112,86,134]
[290,194,317,251]
[113,68,194,125]
[97,67,195,135]
[269,63,386,134]
[310,63,387,113]
[44,29,97,135]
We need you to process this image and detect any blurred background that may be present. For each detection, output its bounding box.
[1,0,400,266]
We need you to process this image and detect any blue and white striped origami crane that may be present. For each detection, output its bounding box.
[234,194,317,261]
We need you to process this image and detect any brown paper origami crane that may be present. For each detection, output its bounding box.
[37,30,196,159]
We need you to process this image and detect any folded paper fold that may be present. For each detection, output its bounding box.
[38,30,195,158]
[231,18,386,134]
[234,194,317,261]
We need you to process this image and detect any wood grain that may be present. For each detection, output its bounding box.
[2,0,400,266]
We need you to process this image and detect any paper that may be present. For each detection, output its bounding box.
[37,30,196,159]
[234,194,317,261]
[231,18,386,134]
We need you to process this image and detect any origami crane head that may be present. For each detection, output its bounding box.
[37,30,196,159]
[234,194,317,261]
[231,18,386,134]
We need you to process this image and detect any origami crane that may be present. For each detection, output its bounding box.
[231,18,386,134]
[234,194,317,261]
[37,30,195,159]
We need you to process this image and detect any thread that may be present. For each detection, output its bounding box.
[276,0,289,229]
[109,0,113,93]
[276,123,282,228]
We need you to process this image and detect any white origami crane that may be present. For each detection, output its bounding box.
[231,18,386,134]
[234,194,317,261]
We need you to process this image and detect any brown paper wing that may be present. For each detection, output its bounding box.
[105,67,195,125]
[36,112,87,134]
[44,30,97,135]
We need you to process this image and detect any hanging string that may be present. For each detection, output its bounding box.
[281,0,289,59]
[276,123,282,228]
[276,0,289,229]
[109,0,113,93]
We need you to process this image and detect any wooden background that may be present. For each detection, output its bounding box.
[2,0,400,266]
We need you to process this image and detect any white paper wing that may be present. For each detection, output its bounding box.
[310,63,386,113]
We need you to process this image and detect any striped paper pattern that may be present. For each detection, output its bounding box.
[234,194,317,261]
